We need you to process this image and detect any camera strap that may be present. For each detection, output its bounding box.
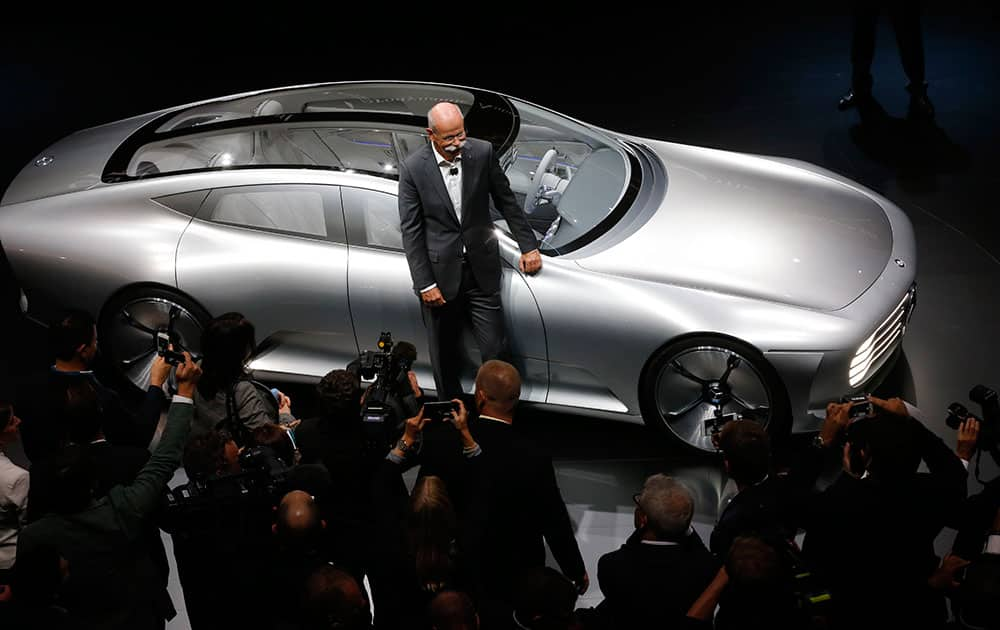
[219,384,253,447]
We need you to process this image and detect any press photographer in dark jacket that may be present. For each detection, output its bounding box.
[17,308,168,463]
[799,397,968,629]
[16,351,201,630]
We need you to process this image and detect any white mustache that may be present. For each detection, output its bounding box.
[444,140,466,153]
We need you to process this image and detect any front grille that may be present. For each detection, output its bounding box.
[849,284,916,387]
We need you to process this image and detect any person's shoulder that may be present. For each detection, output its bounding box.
[233,379,272,403]
[103,442,152,462]
[466,136,491,153]
[402,143,432,170]
[598,543,631,573]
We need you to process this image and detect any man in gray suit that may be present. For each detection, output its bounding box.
[399,102,541,399]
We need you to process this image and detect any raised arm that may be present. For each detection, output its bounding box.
[109,353,201,539]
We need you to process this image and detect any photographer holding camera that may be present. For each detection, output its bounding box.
[936,384,1000,629]
[16,351,201,630]
[795,394,970,629]
[350,333,423,453]
[192,312,296,446]
[163,426,299,629]
[370,399,482,630]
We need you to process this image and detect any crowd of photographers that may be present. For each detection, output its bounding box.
[0,308,998,629]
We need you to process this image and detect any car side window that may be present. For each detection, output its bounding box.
[394,132,428,162]
[201,185,346,242]
[316,129,400,176]
[342,187,403,251]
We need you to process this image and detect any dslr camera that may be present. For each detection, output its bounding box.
[840,393,874,420]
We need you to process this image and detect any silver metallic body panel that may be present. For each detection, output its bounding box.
[0,82,918,437]
[579,141,892,311]
[1,112,164,206]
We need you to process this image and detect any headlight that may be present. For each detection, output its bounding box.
[848,285,916,387]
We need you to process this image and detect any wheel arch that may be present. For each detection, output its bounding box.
[637,330,793,453]
[98,281,213,328]
[637,330,788,401]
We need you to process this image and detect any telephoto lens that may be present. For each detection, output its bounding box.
[969,385,998,407]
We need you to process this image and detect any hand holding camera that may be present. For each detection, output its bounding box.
[402,406,430,444]
[821,401,854,446]
[956,417,981,462]
[174,351,202,398]
[150,354,171,389]
[868,395,908,417]
[156,331,188,366]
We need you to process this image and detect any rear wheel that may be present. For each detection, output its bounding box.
[639,335,791,454]
[99,287,210,393]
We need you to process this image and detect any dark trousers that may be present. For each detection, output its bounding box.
[851,1,926,92]
[422,261,506,400]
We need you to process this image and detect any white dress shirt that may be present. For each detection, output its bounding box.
[421,143,466,294]
[0,451,29,570]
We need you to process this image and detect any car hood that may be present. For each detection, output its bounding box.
[576,141,892,311]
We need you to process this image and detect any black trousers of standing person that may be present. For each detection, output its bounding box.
[850,1,926,94]
[422,256,507,401]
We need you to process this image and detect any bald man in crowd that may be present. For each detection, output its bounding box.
[467,360,586,628]
[268,490,329,627]
[398,102,541,400]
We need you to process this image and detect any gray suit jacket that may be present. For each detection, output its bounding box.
[398,137,538,301]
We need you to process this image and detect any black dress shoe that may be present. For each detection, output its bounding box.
[838,88,871,111]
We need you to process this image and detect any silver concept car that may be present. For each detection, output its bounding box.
[0,81,917,452]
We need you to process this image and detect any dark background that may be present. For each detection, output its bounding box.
[2,7,998,252]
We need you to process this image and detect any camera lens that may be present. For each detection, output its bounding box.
[945,402,969,430]
[969,385,998,406]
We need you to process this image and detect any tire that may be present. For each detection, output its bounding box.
[98,286,211,394]
[639,335,791,454]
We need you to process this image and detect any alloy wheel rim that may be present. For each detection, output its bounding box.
[106,297,203,390]
[654,345,772,452]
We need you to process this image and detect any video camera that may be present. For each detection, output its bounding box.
[946,384,1000,470]
[162,446,292,529]
[353,332,420,454]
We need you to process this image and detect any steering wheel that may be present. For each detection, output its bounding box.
[523,148,558,213]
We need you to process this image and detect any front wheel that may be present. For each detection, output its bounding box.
[639,335,791,454]
[98,287,210,393]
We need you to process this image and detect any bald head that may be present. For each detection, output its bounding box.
[428,590,478,630]
[475,360,521,416]
[427,102,467,160]
[427,102,463,132]
[276,490,322,550]
[304,565,370,629]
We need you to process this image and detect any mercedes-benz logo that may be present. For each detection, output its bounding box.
[34,156,54,167]
[894,258,906,268]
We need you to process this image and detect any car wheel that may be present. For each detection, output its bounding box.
[640,335,791,454]
[99,287,210,393]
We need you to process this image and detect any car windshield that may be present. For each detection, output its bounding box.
[497,99,633,255]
